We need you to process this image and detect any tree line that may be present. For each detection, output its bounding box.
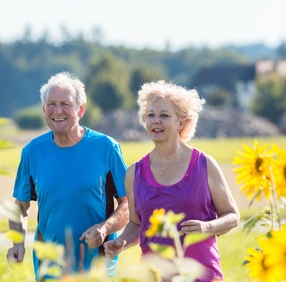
[0,33,285,130]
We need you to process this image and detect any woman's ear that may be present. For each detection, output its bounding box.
[178,120,184,132]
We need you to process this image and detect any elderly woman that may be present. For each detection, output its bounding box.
[104,80,240,282]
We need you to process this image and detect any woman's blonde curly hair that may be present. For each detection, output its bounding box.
[137,80,205,142]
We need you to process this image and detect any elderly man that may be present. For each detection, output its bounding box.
[7,72,129,279]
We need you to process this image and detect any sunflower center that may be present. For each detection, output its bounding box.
[255,157,263,171]
[261,255,269,271]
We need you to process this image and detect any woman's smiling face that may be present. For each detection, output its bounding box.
[145,97,182,142]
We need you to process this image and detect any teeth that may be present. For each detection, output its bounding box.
[53,118,66,122]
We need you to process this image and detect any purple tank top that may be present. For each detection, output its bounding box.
[134,148,223,281]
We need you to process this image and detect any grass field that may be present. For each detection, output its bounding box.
[1,122,285,281]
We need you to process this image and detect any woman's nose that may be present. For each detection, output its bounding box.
[152,116,161,124]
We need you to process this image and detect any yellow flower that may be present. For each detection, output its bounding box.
[246,226,286,281]
[271,145,286,198]
[145,209,185,238]
[264,225,286,279]
[33,241,65,264]
[245,236,281,282]
[232,139,274,201]
[146,209,166,237]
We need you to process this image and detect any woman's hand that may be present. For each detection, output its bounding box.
[180,219,210,234]
[103,240,126,259]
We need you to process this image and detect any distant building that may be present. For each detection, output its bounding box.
[191,60,286,110]
[191,64,256,109]
[256,60,286,77]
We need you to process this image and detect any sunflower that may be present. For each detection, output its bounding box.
[245,236,282,282]
[264,225,286,279]
[146,208,166,237]
[146,209,185,238]
[271,145,286,198]
[232,139,274,201]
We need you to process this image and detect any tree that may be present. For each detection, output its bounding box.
[206,88,229,107]
[277,42,286,59]
[129,67,166,103]
[85,52,133,111]
[252,73,286,124]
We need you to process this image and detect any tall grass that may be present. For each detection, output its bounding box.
[217,227,260,282]
[121,136,286,165]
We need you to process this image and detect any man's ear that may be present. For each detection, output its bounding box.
[78,103,86,119]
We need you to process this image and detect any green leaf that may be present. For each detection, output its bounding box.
[6,230,24,244]
[0,168,12,175]
[33,241,65,264]
[248,189,262,207]
[0,198,21,222]
[0,139,14,149]
[183,233,210,247]
[242,211,267,233]
[45,265,62,278]
[166,210,185,225]
[149,242,176,260]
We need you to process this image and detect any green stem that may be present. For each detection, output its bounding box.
[171,225,184,259]
[269,166,281,230]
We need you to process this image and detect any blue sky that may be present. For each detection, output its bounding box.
[1,0,285,50]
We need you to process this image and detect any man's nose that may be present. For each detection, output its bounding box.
[54,105,63,113]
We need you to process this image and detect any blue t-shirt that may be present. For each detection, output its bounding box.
[13,127,127,277]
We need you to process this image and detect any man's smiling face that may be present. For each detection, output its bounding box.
[42,85,83,134]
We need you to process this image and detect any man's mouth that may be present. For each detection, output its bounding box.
[52,118,67,122]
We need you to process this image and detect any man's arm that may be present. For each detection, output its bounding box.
[80,196,129,248]
[6,199,30,262]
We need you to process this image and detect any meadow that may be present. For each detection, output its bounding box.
[1,124,285,281]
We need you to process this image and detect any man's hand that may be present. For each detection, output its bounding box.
[80,224,107,249]
[6,244,25,263]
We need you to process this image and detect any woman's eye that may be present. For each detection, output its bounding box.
[161,114,169,118]
[147,113,154,117]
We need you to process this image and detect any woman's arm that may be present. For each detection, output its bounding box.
[181,155,240,236]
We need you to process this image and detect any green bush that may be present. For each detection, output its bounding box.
[13,107,45,130]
